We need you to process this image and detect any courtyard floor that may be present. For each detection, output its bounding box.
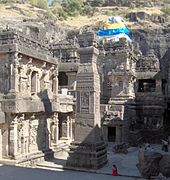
[0,143,169,180]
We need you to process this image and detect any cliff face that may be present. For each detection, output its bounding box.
[87,0,158,7]
[0,1,169,61]
[132,28,170,59]
[0,18,67,43]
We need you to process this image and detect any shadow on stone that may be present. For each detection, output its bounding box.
[137,147,163,179]
[66,125,107,169]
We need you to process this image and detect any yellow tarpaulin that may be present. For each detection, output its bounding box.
[103,22,126,30]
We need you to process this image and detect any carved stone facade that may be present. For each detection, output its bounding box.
[0,29,75,165]
[98,38,168,145]
[66,46,107,169]
[0,26,170,169]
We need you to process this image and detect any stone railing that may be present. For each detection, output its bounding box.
[59,57,79,63]
[58,85,77,98]
[58,93,75,113]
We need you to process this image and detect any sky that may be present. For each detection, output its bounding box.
[48,0,53,5]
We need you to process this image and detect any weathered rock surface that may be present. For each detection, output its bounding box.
[137,149,163,179]
[126,12,166,24]
[113,143,128,154]
[132,28,170,59]
[88,0,155,7]
[159,155,170,177]
[0,18,67,43]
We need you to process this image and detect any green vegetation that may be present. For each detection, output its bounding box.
[0,0,96,20]
[26,11,34,17]
[0,0,17,3]
[30,0,48,10]
[103,10,113,16]
[163,0,170,4]
[161,7,170,15]
[61,0,84,16]
[50,0,97,19]
[81,5,97,17]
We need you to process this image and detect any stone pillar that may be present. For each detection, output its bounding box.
[67,46,107,169]
[25,120,29,154]
[9,116,18,159]
[70,118,73,140]
[116,125,122,143]
[53,113,59,144]
[66,72,77,86]
[52,66,58,96]
[56,118,59,144]
[9,52,20,93]
[37,73,40,93]
[0,127,2,159]
[67,116,70,139]
[156,79,162,92]
[13,119,18,157]
[53,77,58,95]
[102,125,108,142]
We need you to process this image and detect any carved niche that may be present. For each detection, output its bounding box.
[80,92,89,113]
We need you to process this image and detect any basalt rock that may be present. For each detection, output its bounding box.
[159,155,170,177]
[137,150,163,179]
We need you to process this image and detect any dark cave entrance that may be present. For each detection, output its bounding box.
[108,127,116,142]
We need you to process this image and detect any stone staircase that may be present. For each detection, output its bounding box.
[52,141,70,156]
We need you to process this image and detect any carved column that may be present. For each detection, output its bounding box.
[0,127,2,158]
[70,118,73,140]
[20,65,27,94]
[25,120,29,154]
[56,116,59,144]
[156,79,162,92]
[67,46,107,169]
[52,65,58,96]
[9,52,20,93]
[116,125,122,143]
[67,116,70,139]
[53,113,59,144]
[13,118,18,157]
[10,116,19,158]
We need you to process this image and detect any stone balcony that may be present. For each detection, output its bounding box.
[1,95,59,113]
[1,91,75,114]
[58,93,75,113]
[58,62,79,72]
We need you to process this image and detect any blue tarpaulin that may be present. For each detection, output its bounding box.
[96,27,130,37]
[96,16,132,42]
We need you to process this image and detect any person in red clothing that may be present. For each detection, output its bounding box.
[112,164,118,176]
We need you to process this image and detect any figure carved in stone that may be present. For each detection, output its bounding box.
[17,116,24,154]
[50,122,56,143]
[29,120,38,146]
[16,114,30,155]
[81,92,89,106]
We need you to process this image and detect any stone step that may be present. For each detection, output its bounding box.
[52,142,70,156]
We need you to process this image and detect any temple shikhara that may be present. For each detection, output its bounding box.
[0,19,169,171]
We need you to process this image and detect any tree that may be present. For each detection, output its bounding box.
[61,0,84,16]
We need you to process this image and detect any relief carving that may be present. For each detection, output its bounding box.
[81,92,89,106]
[29,119,38,146]
[80,92,89,113]
[49,113,58,144]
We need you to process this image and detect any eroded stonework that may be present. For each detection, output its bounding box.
[0,25,169,169]
[0,29,75,165]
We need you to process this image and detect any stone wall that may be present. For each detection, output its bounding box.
[0,29,75,165]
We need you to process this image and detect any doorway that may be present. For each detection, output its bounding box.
[108,127,116,142]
